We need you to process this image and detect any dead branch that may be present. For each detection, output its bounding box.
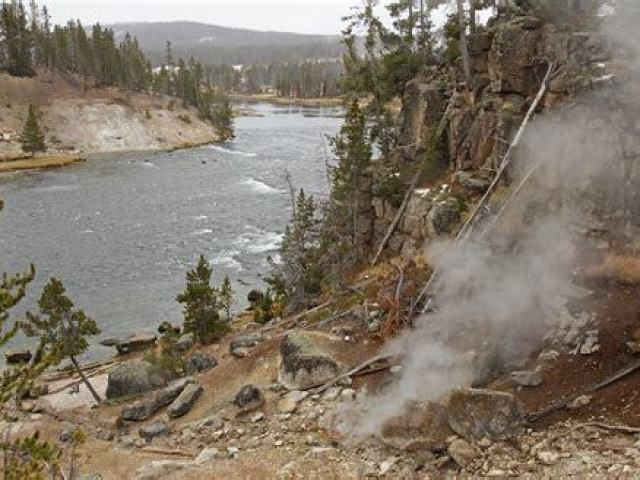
[577,422,640,434]
[309,354,393,394]
[589,359,640,392]
[140,447,194,458]
[48,364,115,396]
[411,60,557,316]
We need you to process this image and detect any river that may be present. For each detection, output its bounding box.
[0,103,342,361]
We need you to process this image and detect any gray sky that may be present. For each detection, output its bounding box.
[48,0,363,35]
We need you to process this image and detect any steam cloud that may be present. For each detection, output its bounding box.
[335,0,639,438]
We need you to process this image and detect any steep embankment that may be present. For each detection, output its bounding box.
[0,71,219,166]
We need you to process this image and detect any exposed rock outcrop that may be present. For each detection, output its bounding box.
[106,360,169,399]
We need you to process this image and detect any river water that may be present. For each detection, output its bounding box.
[0,103,342,361]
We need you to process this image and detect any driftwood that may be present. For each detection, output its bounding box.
[309,354,393,394]
[48,364,116,396]
[411,60,557,316]
[577,422,640,435]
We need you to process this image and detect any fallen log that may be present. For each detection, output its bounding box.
[140,447,194,459]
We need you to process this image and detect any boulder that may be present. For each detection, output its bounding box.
[122,378,194,421]
[234,384,265,413]
[447,389,524,441]
[106,360,169,399]
[175,333,195,352]
[185,351,217,374]
[100,338,120,347]
[5,349,32,364]
[380,401,453,452]
[279,330,342,390]
[139,420,169,442]
[448,439,480,468]
[116,333,157,355]
[167,383,203,418]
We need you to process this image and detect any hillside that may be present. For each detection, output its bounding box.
[110,21,344,65]
[0,72,220,162]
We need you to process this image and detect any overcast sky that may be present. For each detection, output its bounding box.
[48,0,364,35]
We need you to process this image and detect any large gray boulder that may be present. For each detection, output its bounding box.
[122,378,195,421]
[106,360,169,399]
[447,388,524,441]
[167,383,203,418]
[278,330,342,390]
[427,198,461,237]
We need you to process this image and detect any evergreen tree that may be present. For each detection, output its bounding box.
[20,104,46,157]
[23,278,102,403]
[219,275,233,320]
[176,255,229,344]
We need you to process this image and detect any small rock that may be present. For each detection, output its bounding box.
[175,333,195,352]
[167,383,203,418]
[448,439,480,468]
[231,347,250,358]
[567,394,592,410]
[251,412,265,423]
[227,446,240,457]
[379,456,398,475]
[368,320,381,333]
[274,439,284,447]
[341,388,356,400]
[510,370,543,388]
[5,349,32,364]
[537,450,559,465]
[538,350,560,362]
[230,332,264,351]
[59,427,76,443]
[234,384,265,413]
[277,390,308,414]
[100,338,120,347]
[139,421,169,442]
[579,330,600,355]
[195,447,219,465]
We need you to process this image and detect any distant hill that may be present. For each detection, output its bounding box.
[110,21,344,66]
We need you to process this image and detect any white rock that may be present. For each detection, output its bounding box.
[251,412,265,423]
[341,388,356,401]
[537,451,559,465]
[227,446,240,457]
[195,447,219,465]
[379,456,398,475]
[567,395,592,410]
[275,440,284,447]
[323,387,341,401]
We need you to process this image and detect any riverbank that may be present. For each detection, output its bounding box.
[0,153,86,172]
[0,72,220,165]
[230,93,344,108]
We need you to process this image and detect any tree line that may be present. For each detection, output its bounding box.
[0,1,234,140]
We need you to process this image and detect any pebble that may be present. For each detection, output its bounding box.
[251,412,265,423]
[379,456,398,475]
[275,440,284,447]
[341,388,356,401]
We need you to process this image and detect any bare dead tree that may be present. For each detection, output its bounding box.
[456,0,473,87]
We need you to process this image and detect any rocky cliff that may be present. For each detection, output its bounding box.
[370,12,612,260]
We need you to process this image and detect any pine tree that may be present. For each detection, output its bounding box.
[20,104,46,157]
[23,278,102,403]
[176,255,229,344]
[219,275,233,320]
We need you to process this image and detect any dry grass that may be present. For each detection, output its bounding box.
[586,252,640,285]
[0,153,85,172]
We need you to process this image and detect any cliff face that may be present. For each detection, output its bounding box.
[0,72,218,160]
[371,13,610,260]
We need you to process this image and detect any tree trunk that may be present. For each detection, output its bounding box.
[456,0,473,87]
[70,355,102,404]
